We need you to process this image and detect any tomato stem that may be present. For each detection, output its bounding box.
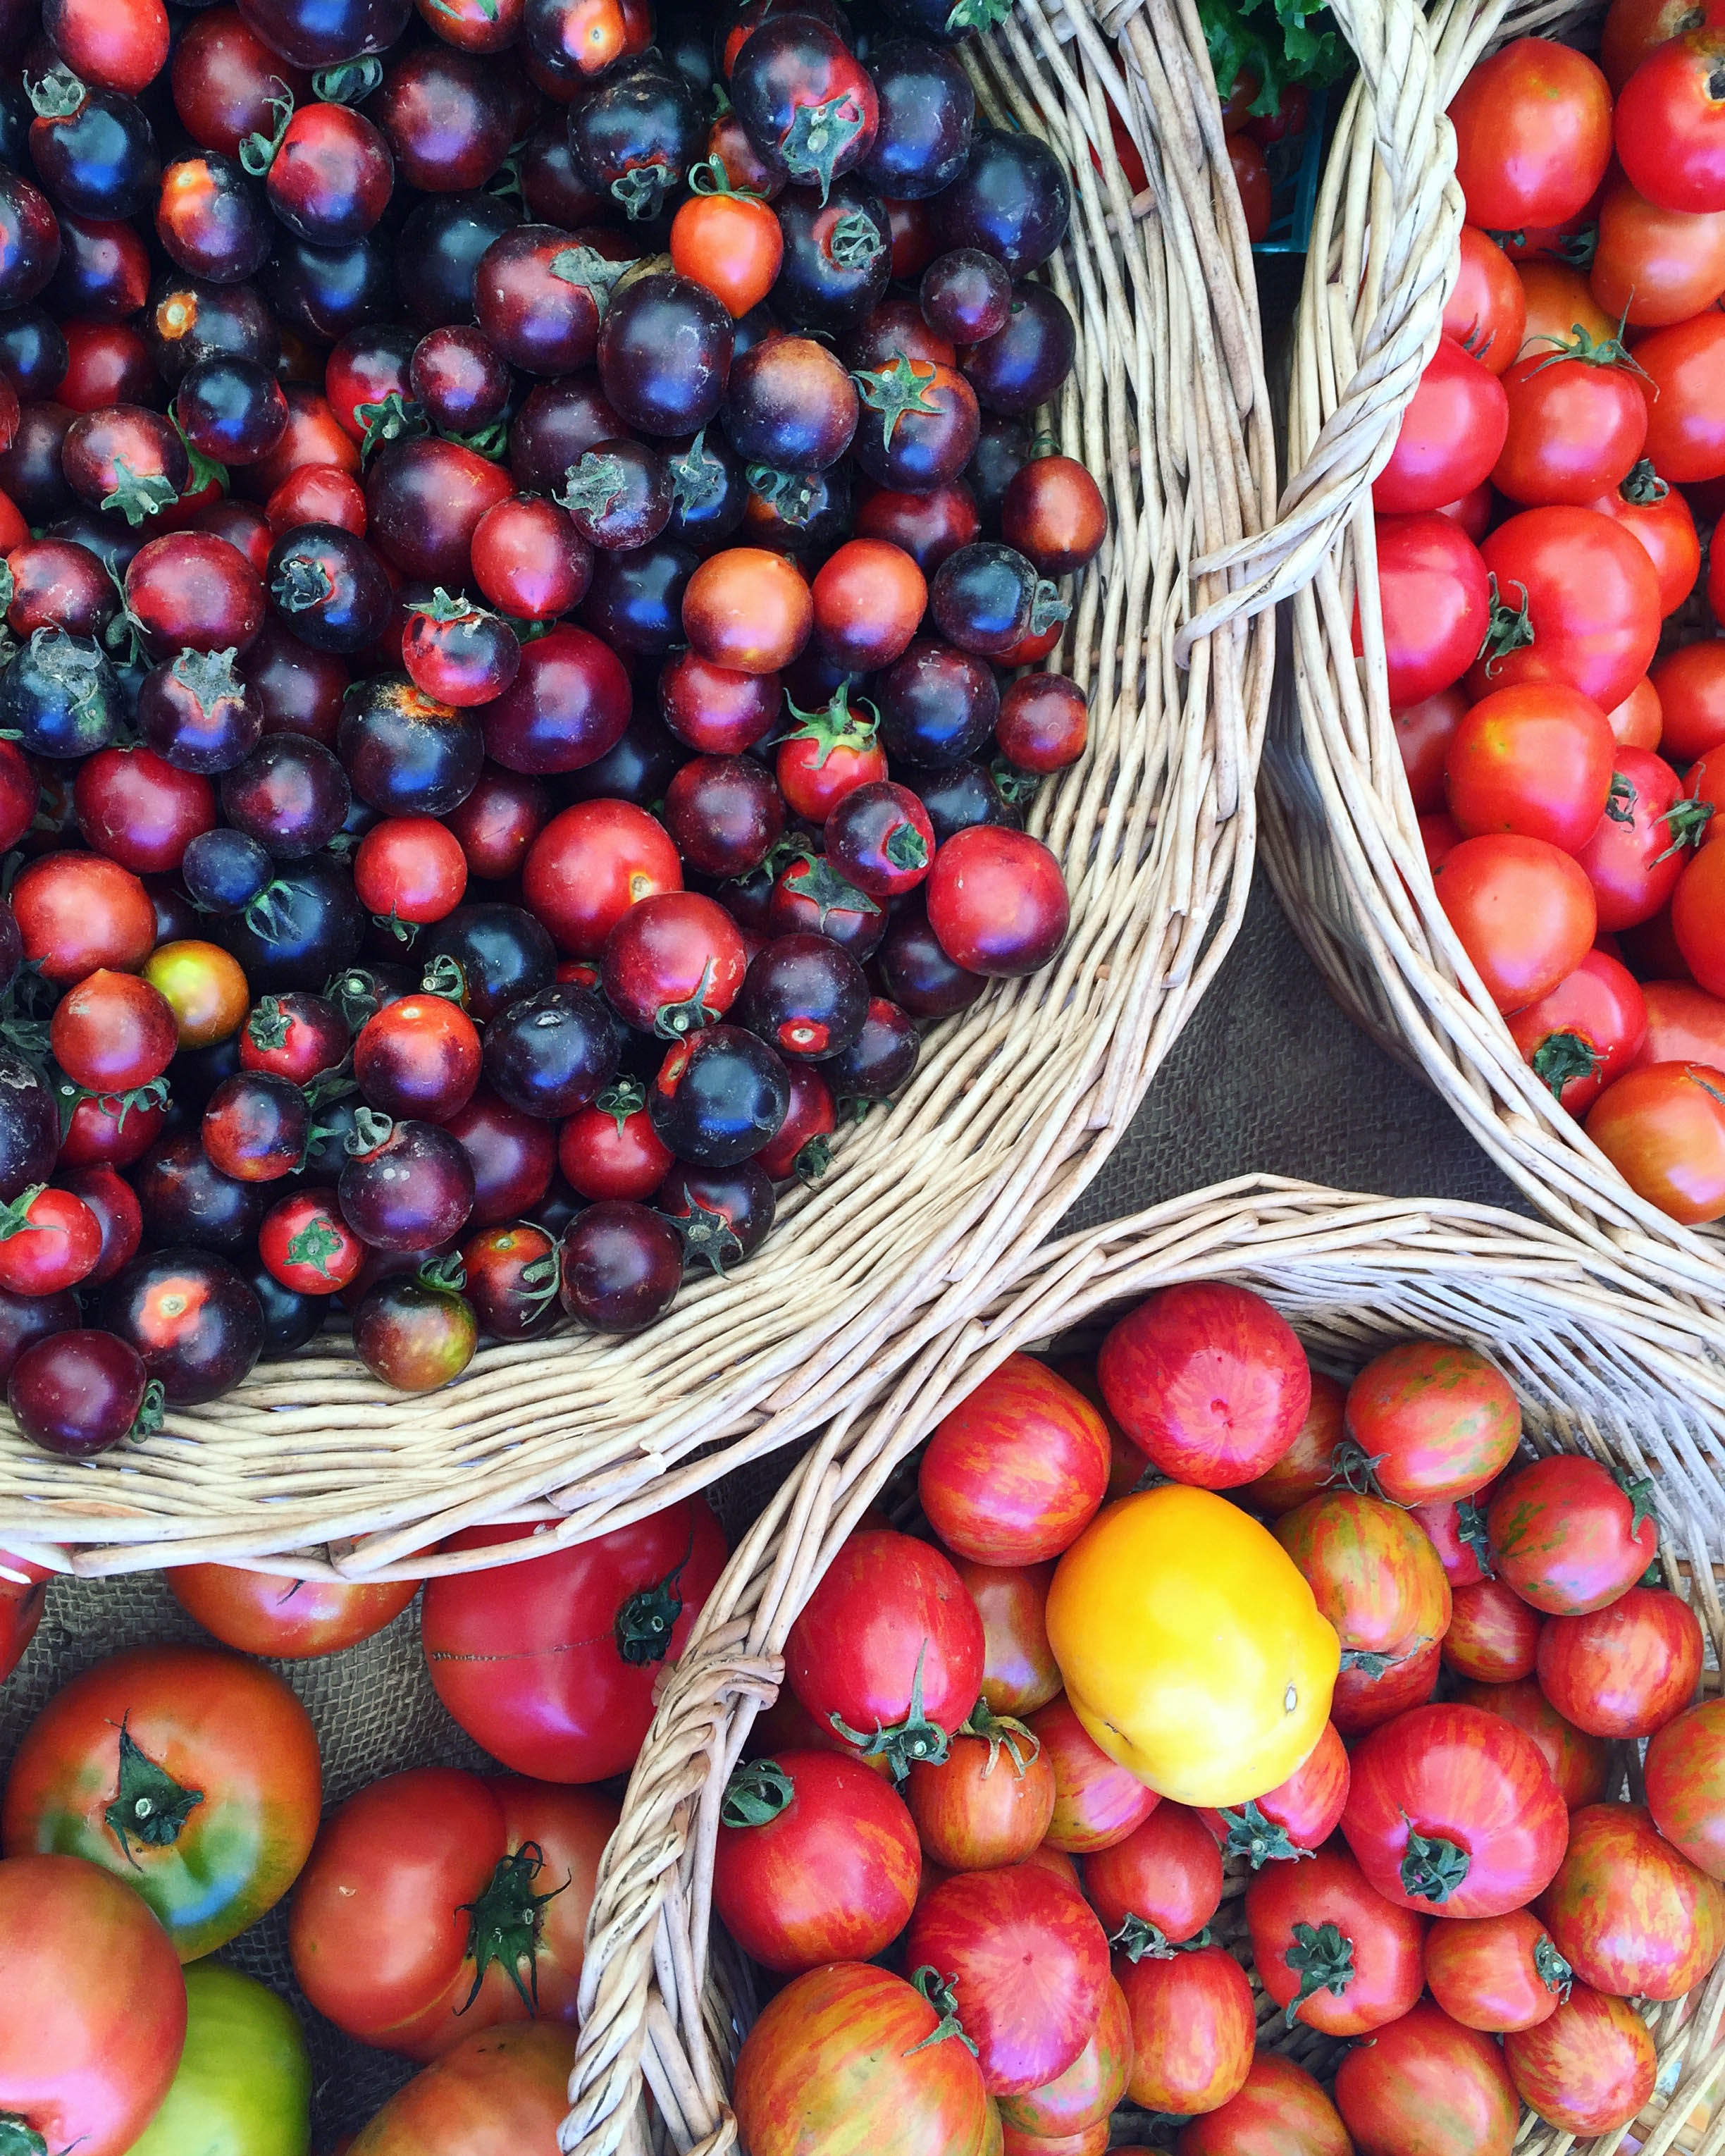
[0,2112,49,2156]
[1476,574,1533,676]
[103,1718,204,1862]
[357,393,429,462]
[311,58,383,104]
[827,1640,956,1778]
[610,163,674,221]
[1619,458,1669,506]
[853,352,942,451]
[720,1756,795,1828]
[904,1966,978,2057]
[781,682,876,768]
[1530,1030,1601,1102]
[1210,1798,1314,1867]
[1282,1918,1356,2028]
[667,1192,742,1276]
[1454,1497,1494,1577]
[780,93,866,206]
[1323,1437,1386,1498]
[1533,1933,1573,1999]
[613,1529,696,1665]
[795,1135,831,1185]
[1399,1824,1470,1903]
[958,1699,1040,1778]
[456,1841,567,2015]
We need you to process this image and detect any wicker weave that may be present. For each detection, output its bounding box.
[0,0,1287,1580]
[563,1174,1725,2156]
[1255,0,1725,1309]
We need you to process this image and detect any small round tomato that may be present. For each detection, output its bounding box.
[1200,1718,1351,1865]
[1504,1983,1657,2137]
[1117,1943,1254,2115]
[1027,1696,1158,1854]
[1440,1577,1542,1683]
[1543,1801,1725,1999]
[168,1562,416,1658]
[1081,1800,1223,1945]
[1334,2000,1519,2156]
[1673,832,1725,995]
[919,1354,1110,1564]
[1615,27,1725,213]
[1273,1489,1452,1677]
[341,2022,576,2155]
[1174,2054,1349,2156]
[1590,460,1701,611]
[1652,638,1725,760]
[996,1976,1130,2140]
[1486,1451,1659,1615]
[1647,1696,1725,1879]
[557,1076,675,1202]
[1575,749,1698,935]
[1340,1340,1519,1505]
[1492,334,1648,505]
[1449,40,1612,230]
[905,1715,1056,1872]
[682,546,811,674]
[1442,229,1527,374]
[953,1557,1061,1718]
[670,164,783,317]
[1445,682,1616,854]
[353,818,469,928]
[1587,1059,1725,1221]
[1373,337,1509,513]
[1432,833,1597,1013]
[259,1189,365,1295]
[1636,309,1725,479]
[0,1185,102,1295]
[1232,1372,1346,1515]
[1535,1583,1702,1736]
[1424,1907,1572,2033]
[521,799,683,959]
[1366,514,1491,708]
[1244,1841,1428,2035]
[1473,507,1661,713]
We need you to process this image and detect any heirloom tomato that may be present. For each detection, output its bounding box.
[1440,1577,1542,1683]
[1486,1450,1658,1611]
[1115,1944,1253,2114]
[919,1354,1111,1563]
[1341,1339,1519,1504]
[1542,1800,1725,1999]
[1080,1799,1222,1943]
[168,1563,418,1658]
[1647,1696,1725,1877]
[1423,1907,1572,2033]
[1232,1370,1345,1515]
[1244,1842,1428,2035]
[1452,1674,1611,1807]
[125,1962,310,2156]
[349,2023,575,2156]
[953,1558,1061,1718]
[906,1715,1056,1871]
[1201,1718,1350,1864]
[1273,1490,1452,1678]
[1503,1983,1657,2135]
[1535,1582,1702,1735]
[996,1977,1130,2139]
[1410,1493,1495,1586]
[1027,1696,1159,1854]
[1333,2000,1519,2156]
[1174,2053,1349,2156]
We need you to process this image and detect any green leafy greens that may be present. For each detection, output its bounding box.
[1200,0,1350,116]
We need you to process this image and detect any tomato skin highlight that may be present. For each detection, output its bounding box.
[1586,1059,1725,1222]
[1442,228,1526,374]
[1433,833,1598,1014]
[1080,1799,1222,1941]
[953,1557,1061,1718]
[1028,1694,1159,1854]
[1449,40,1612,230]
[1365,514,1491,708]
[996,1976,1131,2139]
[1638,310,1725,479]
[348,2022,577,2156]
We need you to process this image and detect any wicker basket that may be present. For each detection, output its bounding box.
[1254,0,1725,1309]
[0,0,1285,1580]
[564,1174,1725,2156]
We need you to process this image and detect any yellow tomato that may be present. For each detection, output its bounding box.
[143,940,249,1048]
[1045,1484,1340,1808]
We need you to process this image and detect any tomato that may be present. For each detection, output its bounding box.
[1366,514,1491,708]
[1423,1907,1571,2032]
[0,1549,48,1685]
[521,799,683,959]
[350,2023,575,2156]
[1593,178,1725,327]
[1341,1702,1567,1918]
[1174,2053,1350,2156]
[1411,1493,1495,1586]
[1340,1340,1519,1504]
[1656,643,1725,763]
[1440,1577,1542,1682]
[1635,979,1725,1069]
[1608,676,1664,746]
[1452,1673,1611,1806]
[1577,749,1697,935]
[1115,1943,1253,2114]
[126,1963,309,2156]
[1449,41,1612,230]
[0,1185,101,1295]
[1228,133,1270,242]
[1587,1058,1725,1219]
[167,1563,416,1658]
[1373,338,1509,513]
[1273,1489,1452,1682]
[0,1852,187,2156]
[1247,1841,1428,2035]
[1442,229,1526,374]
[953,1558,1061,1718]
[919,1354,1111,1563]
[1647,1696,1725,1880]
[1096,1282,1310,1489]
[1446,680,1616,853]
[996,1976,1130,2140]
[1080,1800,1222,1944]
[142,939,250,1049]
[733,1962,991,2156]
[785,1529,984,1777]
[1638,312,1725,479]
[1503,1983,1657,2136]
[1432,833,1597,1012]
[670,172,782,318]
[1674,834,1725,996]
[1331,1638,1441,1737]
[1047,1485,1340,1809]
[1603,0,1725,90]
[1493,337,1648,506]
[1545,1798,1725,1999]
[1200,1718,1351,1864]
[1616,29,1725,212]
[1516,261,1616,359]
[1027,1696,1158,1854]
[907,1718,1056,1873]
[3,1645,320,1960]
[1333,2000,1519,2156]
[421,1506,727,1784]
[1474,507,1661,713]
[1232,1370,1345,1515]
[1395,686,1469,813]
[12,852,156,984]
[1508,949,1648,1111]
[289,1768,615,2060]
[1434,481,1492,539]
[1535,1582,1702,1737]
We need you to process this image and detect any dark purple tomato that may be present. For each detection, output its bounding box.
[156,150,271,283]
[997,672,1089,774]
[557,1198,682,1332]
[338,1109,476,1250]
[354,1266,477,1391]
[724,334,858,472]
[474,225,610,377]
[46,218,150,327]
[0,304,68,398]
[659,649,779,755]
[261,229,395,344]
[0,1051,58,1202]
[459,1219,561,1339]
[144,271,278,386]
[598,271,734,438]
[28,68,161,223]
[126,531,266,658]
[569,54,703,221]
[578,538,698,655]
[221,734,351,856]
[409,324,510,438]
[507,374,627,491]
[240,989,350,1085]
[419,902,557,1023]
[62,405,189,527]
[875,901,984,1018]
[8,1327,152,1458]
[664,754,786,878]
[338,676,483,816]
[766,854,886,959]
[851,355,979,491]
[235,0,414,69]
[136,648,264,775]
[373,44,527,194]
[239,620,349,745]
[135,1130,270,1255]
[556,438,673,553]
[365,436,514,590]
[0,168,61,307]
[0,627,125,758]
[478,624,633,776]
[753,1059,836,1179]
[175,357,289,467]
[730,16,878,197]
[0,1285,80,1381]
[907,761,1021,844]
[649,1023,789,1166]
[921,247,1010,343]
[861,38,974,199]
[0,400,73,519]
[247,1258,323,1355]
[929,540,1067,660]
[662,426,748,549]
[98,1245,264,1403]
[825,780,934,899]
[265,102,392,245]
[444,1090,557,1227]
[563,708,686,811]
[395,189,516,329]
[854,477,979,572]
[519,111,602,225]
[214,851,366,991]
[445,770,550,884]
[842,292,953,373]
[266,522,392,654]
[185,829,270,918]
[659,1159,774,1272]
[826,992,918,1099]
[737,933,867,1061]
[877,636,999,766]
[932,127,1071,273]
[482,982,619,1119]
[201,1070,311,1181]
[963,285,1076,417]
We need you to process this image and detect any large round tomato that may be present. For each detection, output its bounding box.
[1543,1799,1725,1998]
[1508,949,1649,1111]
[1433,834,1597,1013]
[1423,1907,1572,2033]
[1647,1696,1725,1878]
[1590,462,1700,613]
[1492,342,1647,506]
[1366,515,1491,708]
[168,1562,419,1658]
[288,1768,616,2059]
[786,1529,985,1777]
[1200,1718,1350,1863]
[350,2023,575,2156]
[1174,2052,1350,2156]
[906,1720,1055,1871]
[1440,1578,1542,1683]
[1448,40,1612,229]
[1273,1489,1452,1673]
[1244,1842,1428,2035]
[715,1749,920,1970]
[1341,1341,1519,1504]
[1473,507,1660,713]
[996,1976,1130,2138]
[1116,1943,1254,2114]
[1080,1799,1222,1943]
[1638,311,1725,479]
[1340,1702,1567,1917]
[1333,2000,1519,2156]
[905,1864,1109,2095]
[733,1961,991,2156]
[0,1852,187,2156]
[1046,1484,1340,1808]
[1502,1983,1657,2135]
[1442,229,1526,375]
[918,1354,1111,1563]
[1487,1450,1659,1614]
[1452,1674,1611,1807]
[1587,1059,1725,1220]
[1027,1696,1160,1853]
[954,1557,1061,1718]
[421,1504,728,1783]
[1373,338,1509,513]
[126,1963,309,2156]
[1591,178,1725,326]
[1535,1582,1702,1737]
[2,1645,321,1959]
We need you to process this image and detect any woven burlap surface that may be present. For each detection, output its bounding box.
[0,871,1519,2145]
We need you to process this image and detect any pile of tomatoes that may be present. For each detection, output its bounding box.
[1373,8,1725,1224]
[704,1285,1725,2156]
[0,0,1107,1451]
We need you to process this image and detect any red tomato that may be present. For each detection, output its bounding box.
[1447,681,1616,853]
[1647,1696,1725,1878]
[1440,1577,1542,1682]
[1517,259,1617,358]
[1228,133,1270,242]
[905,1720,1056,1872]
[1424,1907,1572,2032]
[1334,2000,1519,2156]
[420,1505,728,1783]
[1673,834,1725,994]
[732,1962,991,2156]
[1200,1718,1350,1863]
[1544,1801,1725,1998]
[1493,339,1648,506]
[1576,748,1697,933]
[713,1749,920,1970]
[1607,676,1663,746]
[1246,1841,1427,2035]
[1442,228,1527,374]
[1603,0,1725,90]
[0,1551,48,1684]
[347,2023,574,2156]
[1434,481,1493,539]
[919,1354,1111,1564]
[1507,949,1649,1111]
[1473,507,1660,713]
[1232,1371,1345,1515]
[996,1975,1130,2139]
[1432,833,1597,1012]
[1587,1058,1725,1220]
[1096,1281,1310,1489]
[1027,1696,1159,1854]
[1340,1701,1568,1917]
[1395,687,1469,813]
[0,1187,101,1295]
[1411,1492,1495,1586]
[1633,978,1725,1068]
[0,1852,187,2156]
[1535,1583,1702,1736]
[1273,1489,1452,1673]
[1591,177,1725,326]
[1449,41,1612,230]
[1365,514,1491,708]
[288,1768,615,2059]
[786,1529,985,1778]
[1373,338,1509,513]
[1341,1340,1519,1504]
[953,1557,1061,1718]
[167,1563,417,1657]
[1452,1674,1612,1807]
[1487,1451,1658,1615]
[905,1864,1109,2096]
[1652,640,1725,760]
[1116,1943,1254,2114]
[1080,1801,1222,1944]
[1616,28,1725,212]
[1638,311,1725,479]
[1503,1983,1657,2136]
[1174,2052,1350,2156]
[520,799,683,958]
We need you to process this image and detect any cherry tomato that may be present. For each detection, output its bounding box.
[1424,1907,1571,2033]
[1646,1695,1725,1878]
[1473,507,1660,713]
[1652,639,1725,760]
[1375,338,1509,514]
[1081,1800,1221,1944]
[168,1562,417,1658]
[1364,513,1490,708]
[1507,947,1649,1111]
[920,1355,1110,1565]
[1449,40,1612,229]
[1340,1339,1520,1504]
[1486,1450,1659,1613]
[1577,747,1700,934]
[1228,134,1270,242]
[905,1717,1056,1872]
[1445,681,1615,853]
[1591,176,1725,327]
[1116,1942,1254,2114]
[1027,1696,1159,1854]
[1174,2055,1349,2156]
[1442,228,1526,374]
[1587,1058,1725,1220]
[1493,334,1648,505]
[952,1557,1061,1719]
[1433,833,1597,1012]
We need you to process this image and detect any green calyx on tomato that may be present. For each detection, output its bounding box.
[654,959,723,1042]
[548,246,626,308]
[782,683,878,769]
[1621,457,1670,506]
[456,1840,567,2013]
[884,823,929,873]
[829,211,885,272]
[721,1757,796,1829]
[1399,1824,1471,1904]
[595,1076,646,1133]
[1340,1647,1396,1677]
[958,1699,1040,1780]
[613,1533,695,1666]
[1486,224,1597,266]
[104,1719,204,1860]
[667,429,726,519]
[357,393,429,462]
[1617,1471,1658,1534]
[611,163,674,221]
[669,1193,743,1276]
[1111,1913,1216,1961]
[1531,1030,1603,1101]
[1653,794,1715,862]
[795,1136,831,1185]
[905,1967,978,2058]
[555,453,629,524]
[311,57,383,104]
[855,354,942,451]
[1282,1918,1356,2029]
[1533,1933,1573,2000]
[1211,1797,1313,1867]
[1523,319,1643,380]
[1476,574,1534,677]
[0,2114,47,2156]
[747,464,824,526]
[1605,772,1637,825]
[1324,1436,1388,1499]
[829,1641,956,1778]
[780,94,866,207]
